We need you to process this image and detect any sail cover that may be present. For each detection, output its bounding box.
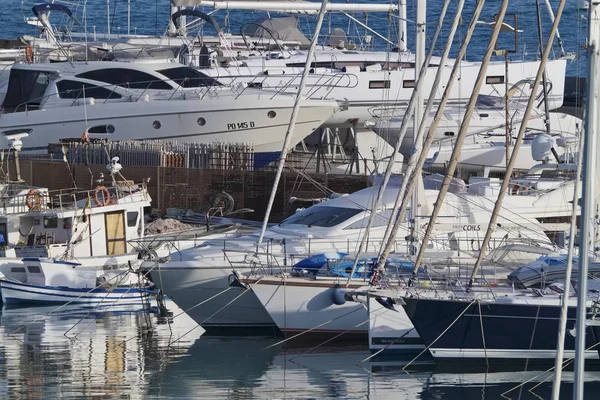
[244,16,309,44]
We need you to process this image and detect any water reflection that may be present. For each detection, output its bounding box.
[152,338,600,399]
[0,302,203,399]
[1,303,600,399]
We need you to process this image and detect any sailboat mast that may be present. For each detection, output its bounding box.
[106,0,111,35]
[254,0,330,251]
[398,0,407,51]
[411,0,426,252]
[343,0,447,285]
[376,0,468,273]
[543,0,567,57]
[466,0,567,287]
[411,0,510,275]
[536,0,552,135]
[574,4,600,398]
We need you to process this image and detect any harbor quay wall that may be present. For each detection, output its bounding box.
[19,160,370,222]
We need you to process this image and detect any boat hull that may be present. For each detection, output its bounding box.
[148,264,277,334]
[0,98,337,153]
[249,277,369,340]
[402,297,600,360]
[0,279,155,306]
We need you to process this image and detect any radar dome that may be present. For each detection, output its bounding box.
[531,134,555,162]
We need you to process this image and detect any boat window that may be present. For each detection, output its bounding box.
[403,80,415,88]
[76,68,173,90]
[10,267,26,273]
[27,266,42,273]
[344,209,395,229]
[56,80,122,99]
[1,69,51,112]
[280,207,363,228]
[43,217,58,229]
[369,80,391,89]
[127,211,138,227]
[285,61,338,69]
[157,67,222,88]
[486,75,505,84]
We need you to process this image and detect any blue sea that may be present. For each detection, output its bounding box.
[0,1,596,399]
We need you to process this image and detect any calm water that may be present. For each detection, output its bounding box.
[0,1,597,398]
[2,300,600,399]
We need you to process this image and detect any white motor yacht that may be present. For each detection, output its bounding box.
[0,61,339,153]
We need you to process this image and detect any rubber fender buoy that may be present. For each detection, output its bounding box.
[331,288,347,305]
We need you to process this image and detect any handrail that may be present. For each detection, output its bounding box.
[5,181,149,216]
[2,69,360,114]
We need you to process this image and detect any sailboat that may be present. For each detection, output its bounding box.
[391,0,600,365]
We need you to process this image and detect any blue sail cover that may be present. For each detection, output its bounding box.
[32,3,74,19]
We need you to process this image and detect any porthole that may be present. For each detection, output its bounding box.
[267,110,277,119]
[153,120,161,129]
[197,117,206,126]
[88,124,115,134]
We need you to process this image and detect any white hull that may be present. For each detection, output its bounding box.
[368,296,424,352]
[0,97,337,153]
[376,111,580,160]
[149,264,275,330]
[248,276,369,337]
[208,59,567,126]
[0,279,154,306]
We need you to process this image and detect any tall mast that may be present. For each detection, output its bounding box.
[343,0,447,285]
[574,3,600,398]
[536,0,552,135]
[410,0,510,276]
[411,0,426,251]
[398,0,407,51]
[375,0,471,273]
[465,0,567,287]
[254,0,330,252]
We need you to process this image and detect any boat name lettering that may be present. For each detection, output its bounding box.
[462,224,481,231]
[227,121,256,130]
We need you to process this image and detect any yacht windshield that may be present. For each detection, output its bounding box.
[280,207,363,228]
[157,67,222,88]
[2,69,51,112]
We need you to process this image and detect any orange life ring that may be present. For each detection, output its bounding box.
[25,45,33,64]
[93,186,111,207]
[25,189,43,211]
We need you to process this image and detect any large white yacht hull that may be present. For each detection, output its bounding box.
[0,96,338,153]
[207,59,567,126]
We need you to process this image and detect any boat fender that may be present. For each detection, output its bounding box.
[331,287,347,305]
